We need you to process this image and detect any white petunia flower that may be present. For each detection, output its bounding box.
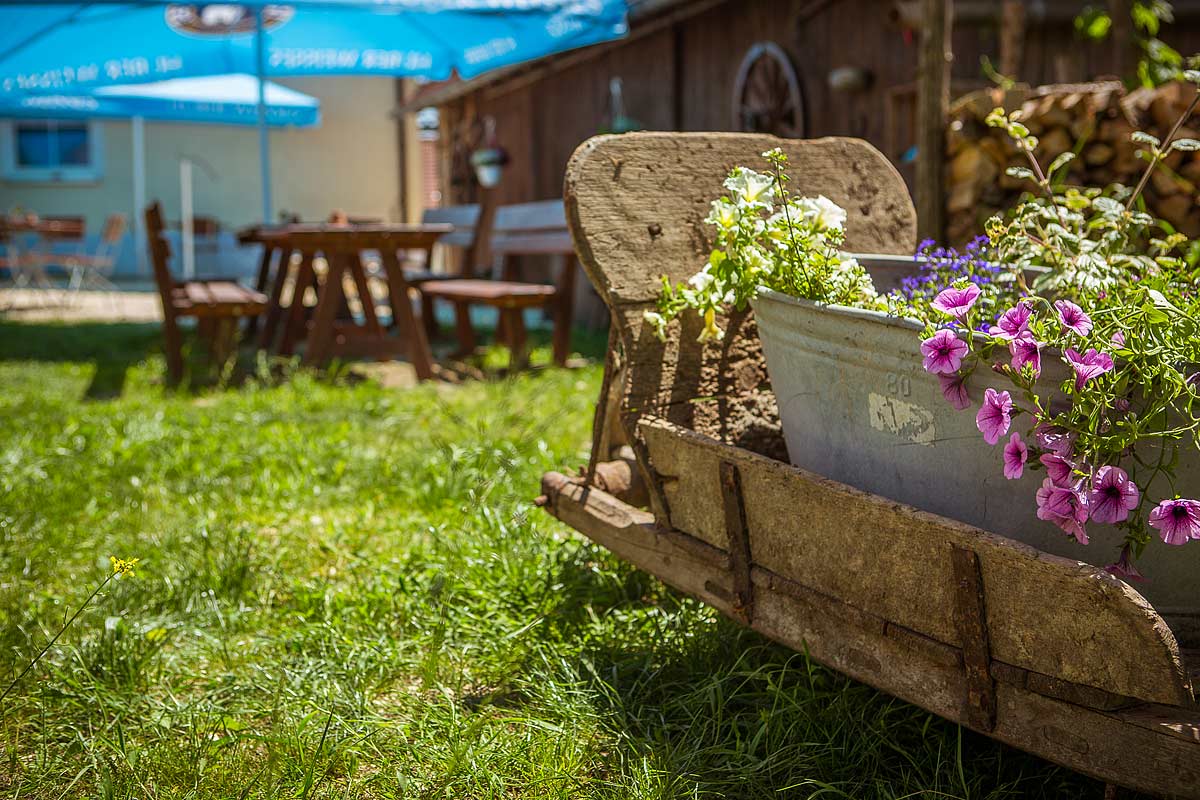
[642,310,668,340]
[705,198,740,229]
[687,269,715,293]
[796,195,847,232]
[723,167,775,207]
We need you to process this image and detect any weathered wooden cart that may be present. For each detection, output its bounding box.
[539,132,1200,797]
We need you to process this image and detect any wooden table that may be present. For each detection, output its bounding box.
[249,223,452,380]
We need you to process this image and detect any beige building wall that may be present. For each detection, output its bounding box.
[0,76,401,233]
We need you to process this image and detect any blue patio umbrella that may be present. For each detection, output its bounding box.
[0,1,630,220]
[0,73,320,127]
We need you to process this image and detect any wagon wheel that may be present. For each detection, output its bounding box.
[732,42,805,138]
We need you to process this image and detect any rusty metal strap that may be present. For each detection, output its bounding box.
[719,461,754,624]
[951,545,997,732]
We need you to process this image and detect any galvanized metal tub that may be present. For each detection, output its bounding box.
[752,256,1200,638]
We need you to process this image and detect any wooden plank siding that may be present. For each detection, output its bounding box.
[442,0,1200,204]
[433,0,1200,326]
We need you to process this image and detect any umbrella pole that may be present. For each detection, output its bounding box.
[256,8,272,223]
[181,157,195,280]
[131,115,147,275]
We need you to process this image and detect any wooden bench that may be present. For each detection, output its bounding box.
[146,202,268,386]
[419,200,576,368]
[405,204,485,336]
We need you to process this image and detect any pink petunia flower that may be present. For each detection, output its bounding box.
[1111,330,1126,347]
[990,303,1032,340]
[1035,424,1076,457]
[938,373,971,411]
[976,388,1013,445]
[1040,453,1076,487]
[1036,478,1090,544]
[1003,432,1028,480]
[932,284,982,320]
[1105,544,1144,582]
[1149,498,1200,545]
[921,329,968,375]
[1064,348,1114,391]
[1088,466,1140,525]
[1009,334,1042,376]
[1055,300,1093,336]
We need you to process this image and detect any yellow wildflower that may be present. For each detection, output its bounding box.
[109,556,139,578]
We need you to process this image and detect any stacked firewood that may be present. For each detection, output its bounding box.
[945,80,1200,244]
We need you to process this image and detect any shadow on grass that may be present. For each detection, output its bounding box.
[0,320,162,400]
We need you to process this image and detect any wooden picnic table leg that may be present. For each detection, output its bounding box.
[303,249,347,367]
[552,254,577,367]
[244,243,275,339]
[259,247,300,351]
[279,250,316,357]
[349,252,384,341]
[503,307,528,371]
[452,301,476,357]
[420,245,438,338]
[380,249,434,381]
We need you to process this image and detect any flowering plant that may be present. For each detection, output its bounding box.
[645,148,879,343]
[907,80,1200,572]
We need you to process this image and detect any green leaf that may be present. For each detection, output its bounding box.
[1074,7,1112,39]
[1048,151,1076,175]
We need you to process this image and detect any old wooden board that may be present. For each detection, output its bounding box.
[563,133,918,510]
[540,472,736,619]
[639,417,1192,709]
[539,469,1200,799]
[564,133,917,308]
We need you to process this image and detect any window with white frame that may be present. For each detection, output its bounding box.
[1,119,103,183]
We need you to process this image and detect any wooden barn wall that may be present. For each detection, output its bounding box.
[446,0,1200,210]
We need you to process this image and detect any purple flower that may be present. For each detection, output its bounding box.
[1111,331,1126,347]
[1088,466,1140,525]
[1003,432,1028,479]
[1009,335,1042,376]
[1040,453,1077,487]
[1187,372,1200,392]
[932,284,982,320]
[1064,348,1114,391]
[921,330,968,375]
[1149,498,1200,545]
[1105,544,1144,582]
[1055,300,1093,336]
[938,373,971,411]
[1035,424,1076,457]
[976,388,1013,445]
[1036,478,1090,544]
[990,303,1032,340]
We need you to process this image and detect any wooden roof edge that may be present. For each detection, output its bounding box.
[392,0,722,115]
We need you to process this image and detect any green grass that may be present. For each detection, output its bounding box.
[0,320,1111,798]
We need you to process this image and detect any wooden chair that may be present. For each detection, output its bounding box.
[402,204,485,336]
[418,200,576,368]
[62,213,126,292]
[145,202,268,386]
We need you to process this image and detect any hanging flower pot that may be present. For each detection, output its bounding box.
[469,147,508,188]
[469,116,508,188]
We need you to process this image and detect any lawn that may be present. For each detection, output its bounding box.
[0,320,1109,798]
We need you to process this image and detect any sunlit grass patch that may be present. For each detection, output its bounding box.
[0,321,1111,798]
